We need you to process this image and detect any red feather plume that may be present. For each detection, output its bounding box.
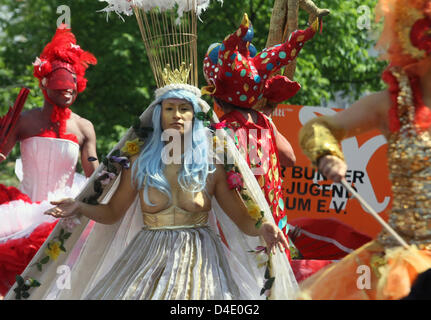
[0,88,30,155]
[33,25,97,93]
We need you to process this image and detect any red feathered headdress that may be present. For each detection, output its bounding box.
[376,0,431,76]
[32,25,97,93]
[377,0,431,132]
[202,13,318,109]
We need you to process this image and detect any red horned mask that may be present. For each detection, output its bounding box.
[202,13,318,109]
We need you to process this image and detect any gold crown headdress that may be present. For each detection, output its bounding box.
[161,62,191,86]
[101,0,222,88]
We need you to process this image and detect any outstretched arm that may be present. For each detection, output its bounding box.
[45,156,138,224]
[213,165,289,253]
[299,90,390,182]
[79,118,99,177]
[331,90,390,138]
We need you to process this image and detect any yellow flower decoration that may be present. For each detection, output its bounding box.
[246,200,262,221]
[121,138,143,156]
[256,252,269,268]
[45,241,62,261]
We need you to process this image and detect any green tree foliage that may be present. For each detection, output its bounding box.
[0,0,385,183]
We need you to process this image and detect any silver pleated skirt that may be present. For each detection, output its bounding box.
[85,226,240,300]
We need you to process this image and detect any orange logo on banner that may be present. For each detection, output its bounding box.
[215,104,392,239]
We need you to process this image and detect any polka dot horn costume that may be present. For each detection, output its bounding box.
[202,13,319,109]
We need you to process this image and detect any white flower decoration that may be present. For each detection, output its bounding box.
[32,57,42,67]
[60,216,81,232]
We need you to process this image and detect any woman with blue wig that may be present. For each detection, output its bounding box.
[43,82,293,300]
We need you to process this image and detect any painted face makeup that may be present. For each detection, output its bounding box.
[44,69,78,108]
[45,68,77,91]
[161,98,194,136]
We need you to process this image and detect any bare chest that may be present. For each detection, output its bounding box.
[139,165,213,213]
[18,113,84,146]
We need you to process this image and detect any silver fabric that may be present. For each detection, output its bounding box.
[85,226,240,300]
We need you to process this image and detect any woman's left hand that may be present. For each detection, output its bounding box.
[258,221,290,254]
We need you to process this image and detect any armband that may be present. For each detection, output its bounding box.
[298,116,346,167]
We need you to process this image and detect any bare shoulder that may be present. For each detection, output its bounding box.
[15,108,42,137]
[127,154,140,175]
[205,164,224,195]
[122,154,138,176]
[19,108,41,123]
[213,164,228,184]
[129,154,139,164]
[72,113,96,136]
[72,113,93,128]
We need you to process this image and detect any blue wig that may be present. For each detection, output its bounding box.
[132,89,215,206]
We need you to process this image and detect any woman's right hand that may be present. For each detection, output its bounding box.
[258,221,290,255]
[44,198,80,219]
[318,155,347,183]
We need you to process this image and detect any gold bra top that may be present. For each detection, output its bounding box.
[143,205,209,230]
[378,68,431,250]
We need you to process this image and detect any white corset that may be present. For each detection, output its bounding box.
[17,136,80,202]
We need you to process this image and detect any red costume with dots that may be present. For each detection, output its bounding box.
[203,14,318,260]
[221,111,288,250]
[202,14,318,107]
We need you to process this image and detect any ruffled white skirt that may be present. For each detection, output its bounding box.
[0,173,86,242]
[85,226,243,300]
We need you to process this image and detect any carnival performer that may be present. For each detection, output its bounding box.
[4,0,299,301]
[202,13,319,257]
[0,25,97,297]
[297,0,431,299]
[44,81,291,300]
